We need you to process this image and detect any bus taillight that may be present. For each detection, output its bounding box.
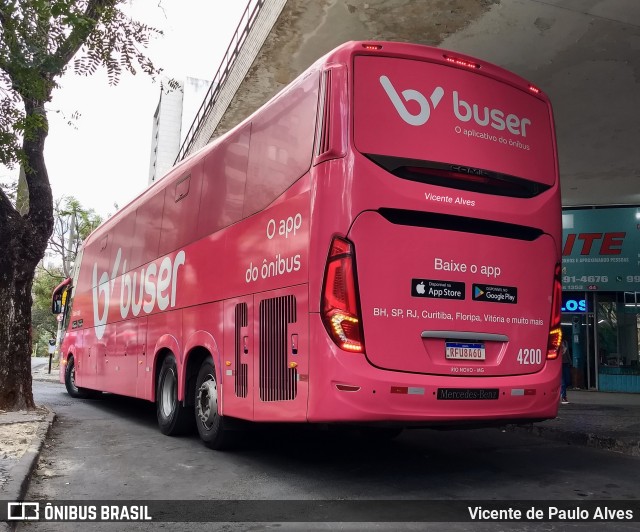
[321,236,364,353]
[547,263,563,359]
[443,54,481,69]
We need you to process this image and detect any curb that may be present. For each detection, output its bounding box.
[508,423,640,457]
[4,408,56,502]
[31,365,60,383]
[32,375,60,383]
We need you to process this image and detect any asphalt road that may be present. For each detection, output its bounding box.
[15,380,640,532]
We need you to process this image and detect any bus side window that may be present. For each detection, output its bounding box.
[198,126,250,236]
[243,71,319,218]
[92,234,111,285]
[131,189,164,270]
[160,163,202,256]
[109,211,136,277]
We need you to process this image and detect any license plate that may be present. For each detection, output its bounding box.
[445,341,486,360]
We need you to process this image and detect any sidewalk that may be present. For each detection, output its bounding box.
[31,361,61,384]
[0,363,58,506]
[509,389,640,456]
[1,369,639,508]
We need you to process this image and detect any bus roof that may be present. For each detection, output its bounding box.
[84,41,549,249]
[321,41,549,102]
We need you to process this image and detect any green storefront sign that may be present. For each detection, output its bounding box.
[562,206,640,292]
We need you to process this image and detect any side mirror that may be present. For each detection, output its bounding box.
[51,278,71,315]
[52,292,62,314]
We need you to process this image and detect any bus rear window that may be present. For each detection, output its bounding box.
[353,56,556,187]
[365,154,551,198]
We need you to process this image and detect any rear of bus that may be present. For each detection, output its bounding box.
[309,42,562,426]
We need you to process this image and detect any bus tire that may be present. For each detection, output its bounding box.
[64,356,95,399]
[156,354,193,436]
[195,358,232,450]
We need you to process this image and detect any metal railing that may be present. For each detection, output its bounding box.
[174,0,266,163]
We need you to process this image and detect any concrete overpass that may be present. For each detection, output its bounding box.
[177,0,640,207]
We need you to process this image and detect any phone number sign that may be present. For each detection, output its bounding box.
[562,207,640,292]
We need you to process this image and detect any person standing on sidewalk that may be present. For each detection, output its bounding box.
[561,338,572,404]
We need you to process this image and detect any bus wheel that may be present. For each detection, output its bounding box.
[156,354,193,435]
[64,356,95,399]
[195,358,231,450]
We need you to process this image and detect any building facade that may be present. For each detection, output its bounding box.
[148,77,210,185]
[561,206,640,392]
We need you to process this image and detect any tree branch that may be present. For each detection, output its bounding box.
[48,240,65,255]
[47,0,118,77]
[20,97,53,262]
[0,1,8,25]
[0,1,26,78]
[0,184,15,213]
[40,262,63,280]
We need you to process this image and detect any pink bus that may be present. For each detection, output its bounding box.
[52,41,563,449]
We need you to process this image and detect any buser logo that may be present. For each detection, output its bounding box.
[92,248,186,340]
[379,75,444,126]
[380,74,532,137]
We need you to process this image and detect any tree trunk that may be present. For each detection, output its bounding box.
[0,97,53,411]
[0,269,37,410]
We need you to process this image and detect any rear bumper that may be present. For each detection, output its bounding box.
[308,315,560,424]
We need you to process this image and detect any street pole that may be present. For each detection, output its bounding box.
[48,338,56,374]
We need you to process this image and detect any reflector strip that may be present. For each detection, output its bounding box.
[335,384,361,392]
[390,387,425,395]
[511,389,537,396]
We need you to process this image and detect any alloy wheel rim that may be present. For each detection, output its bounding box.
[160,367,176,417]
[197,374,218,430]
[70,365,78,392]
